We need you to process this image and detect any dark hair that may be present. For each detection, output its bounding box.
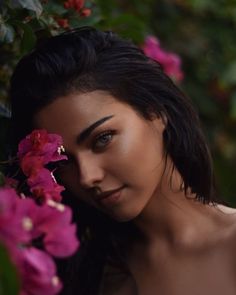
[9,26,217,294]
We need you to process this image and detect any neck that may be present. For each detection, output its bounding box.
[132,159,214,247]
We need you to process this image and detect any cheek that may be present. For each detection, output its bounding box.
[106,128,165,187]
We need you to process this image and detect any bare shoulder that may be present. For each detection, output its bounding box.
[215,204,236,232]
[216,204,236,215]
[212,204,236,273]
[214,203,236,252]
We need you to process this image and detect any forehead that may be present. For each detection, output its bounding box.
[33,90,139,142]
[36,91,120,124]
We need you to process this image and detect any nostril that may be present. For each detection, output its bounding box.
[75,151,105,189]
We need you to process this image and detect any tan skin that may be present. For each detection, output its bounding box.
[34,90,236,295]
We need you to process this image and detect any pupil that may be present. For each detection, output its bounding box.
[100,134,110,144]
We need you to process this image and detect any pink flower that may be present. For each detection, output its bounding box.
[19,248,62,295]
[0,187,79,259]
[64,0,84,13]
[142,35,184,83]
[56,18,69,29]
[31,183,64,203]
[0,187,79,295]
[35,203,79,257]
[80,8,91,17]
[28,168,64,202]
[14,193,79,257]
[0,188,31,252]
[21,154,44,177]
[4,177,19,189]
[17,129,68,203]
[18,129,67,165]
[0,127,80,295]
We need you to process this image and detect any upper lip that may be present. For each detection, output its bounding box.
[94,186,124,201]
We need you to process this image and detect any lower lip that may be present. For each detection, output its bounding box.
[98,188,124,206]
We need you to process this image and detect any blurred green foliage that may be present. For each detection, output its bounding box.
[0,243,20,295]
[0,0,236,205]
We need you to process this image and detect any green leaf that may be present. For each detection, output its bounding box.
[222,61,236,86]
[230,92,236,120]
[9,20,37,53]
[0,243,20,295]
[190,0,215,12]
[107,13,146,43]
[9,0,43,17]
[0,23,14,43]
[43,2,67,15]
[20,23,36,54]
[69,13,102,28]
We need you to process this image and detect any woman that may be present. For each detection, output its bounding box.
[9,26,236,295]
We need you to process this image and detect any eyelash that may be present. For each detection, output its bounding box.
[92,130,116,150]
[54,130,115,171]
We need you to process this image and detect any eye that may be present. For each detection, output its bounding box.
[92,130,115,150]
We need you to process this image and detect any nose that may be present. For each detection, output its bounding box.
[77,153,105,189]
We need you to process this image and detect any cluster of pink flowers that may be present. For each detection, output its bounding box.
[17,129,68,203]
[56,0,91,29]
[142,35,184,83]
[64,0,91,17]
[0,129,79,295]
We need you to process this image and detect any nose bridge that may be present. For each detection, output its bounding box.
[76,151,104,187]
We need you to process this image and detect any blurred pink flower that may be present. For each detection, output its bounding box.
[142,35,184,83]
[37,203,79,257]
[56,18,70,29]
[19,248,62,295]
[20,199,79,257]
[4,177,19,189]
[0,129,80,295]
[0,188,79,258]
[0,188,32,252]
[0,187,79,294]
[64,0,84,13]
[80,7,91,17]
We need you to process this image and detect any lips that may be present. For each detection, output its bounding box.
[94,186,125,201]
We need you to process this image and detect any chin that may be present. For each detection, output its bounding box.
[107,207,142,223]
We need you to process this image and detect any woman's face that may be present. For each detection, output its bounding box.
[34,90,166,221]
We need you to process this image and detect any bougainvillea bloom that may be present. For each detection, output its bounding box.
[27,168,65,202]
[0,187,79,295]
[80,8,91,17]
[37,203,79,257]
[4,177,19,188]
[0,188,79,257]
[20,154,44,177]
[0,129,79,295]
[142,35,184,83]
[19,248,62,295]
[64,0,84,13]
[0,188,31,252]
[18,129,67,165]
[56,18,69,29]
[18,129,68,203]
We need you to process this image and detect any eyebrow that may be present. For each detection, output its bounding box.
[77,115,114,144]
